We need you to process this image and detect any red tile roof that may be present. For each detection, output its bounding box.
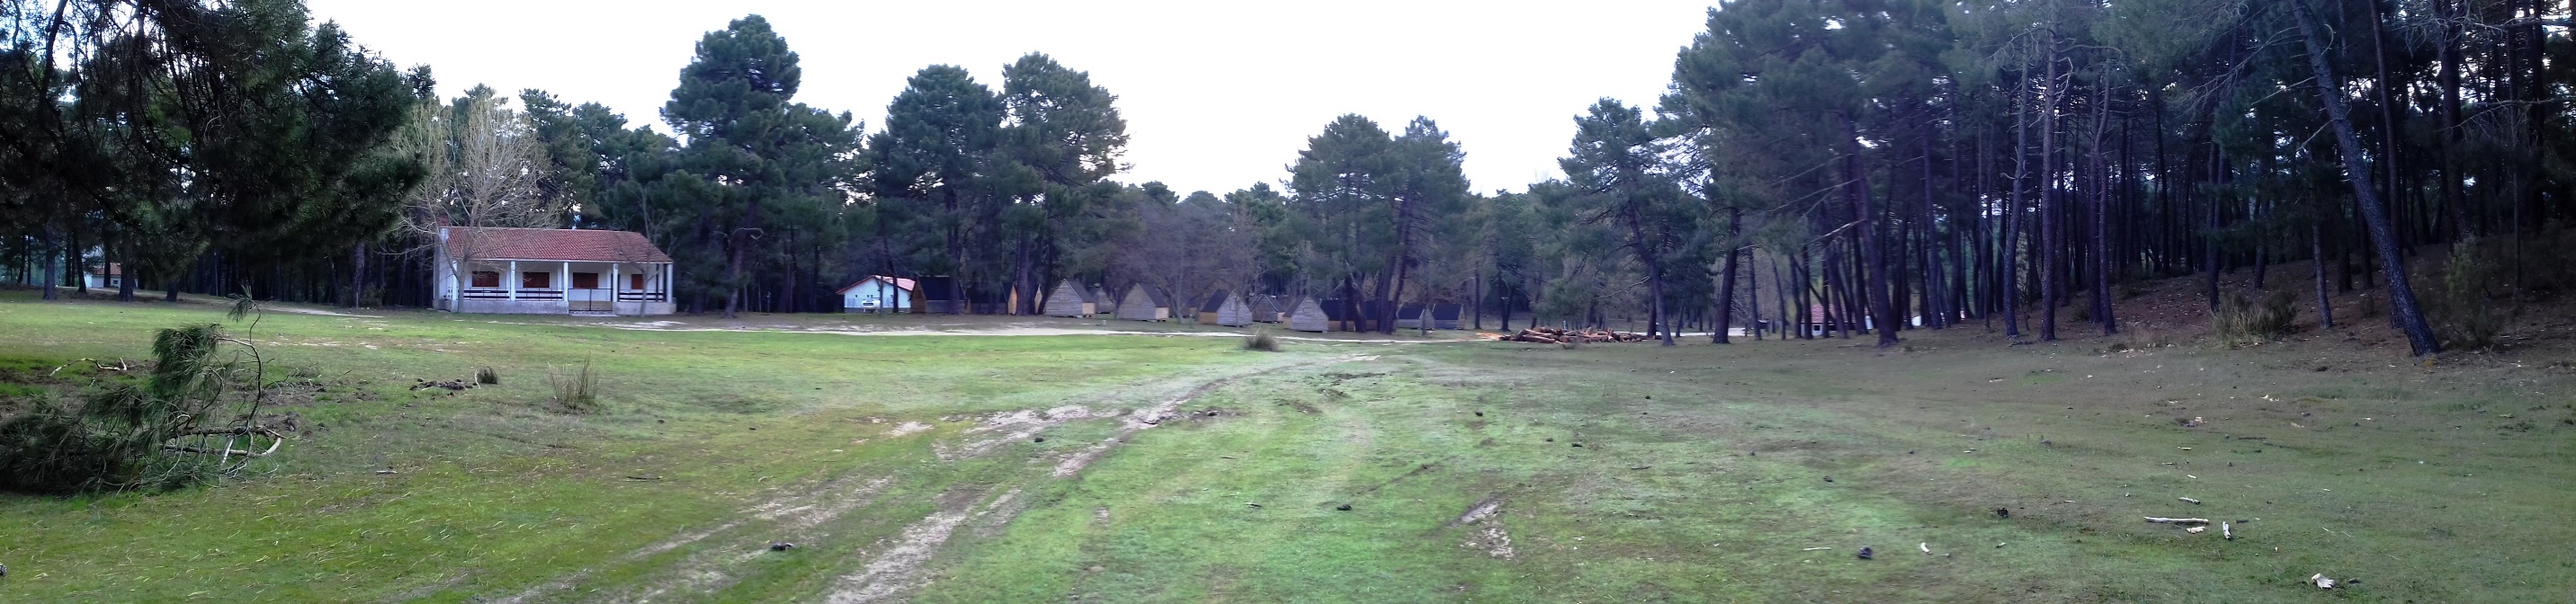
[443,227,672,263]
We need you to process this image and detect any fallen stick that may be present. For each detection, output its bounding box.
[2143,517,2211,525]
[163,444,267,457]
[2178,497,2202,504]
[1919,542,1931,555]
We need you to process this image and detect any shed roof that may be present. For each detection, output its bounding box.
[1200,290,1234,313]
[443,227,672,263]
[1131,284,1173,307]
[836,275,917,296]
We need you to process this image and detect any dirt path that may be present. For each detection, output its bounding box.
[818,354,1373,603]
[487,353,1371,603]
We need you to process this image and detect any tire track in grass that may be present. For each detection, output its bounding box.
[821,354,1373,603]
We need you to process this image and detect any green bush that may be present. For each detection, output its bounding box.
[2431,241,2509,350]
[1241,331,1281,352]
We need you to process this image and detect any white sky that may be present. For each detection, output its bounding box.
[304,1,1715,196]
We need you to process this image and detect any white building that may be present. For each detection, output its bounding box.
[434,226,675,315]
[83,262,123,289]
[836,275,915,313]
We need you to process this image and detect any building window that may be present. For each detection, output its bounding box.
[630,273,646,290]
[471,271,500,288]
[572,272,600,289]
[522,271,551,289]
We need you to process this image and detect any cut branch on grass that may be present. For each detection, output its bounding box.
[0,300,284,493]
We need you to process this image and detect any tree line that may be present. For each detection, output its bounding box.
[4,1,2567,353]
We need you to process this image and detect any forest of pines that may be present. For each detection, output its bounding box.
[3,0,2568,356]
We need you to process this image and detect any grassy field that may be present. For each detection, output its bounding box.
[2,287,2571,602]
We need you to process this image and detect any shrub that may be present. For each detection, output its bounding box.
[2431,241,2509,350]
[549,360,601,413]
[2212,290,2297,346]
[1241,331,1281,352]
[476,367,500,385]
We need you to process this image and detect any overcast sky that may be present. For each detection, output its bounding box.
[304,1,1715,196]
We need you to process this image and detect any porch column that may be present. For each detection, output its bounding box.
[507,260,519,300]
[610,262,622,315]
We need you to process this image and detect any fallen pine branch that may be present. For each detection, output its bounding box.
[163,442,273,457]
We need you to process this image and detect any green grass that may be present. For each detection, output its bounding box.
[3,289,2572,602]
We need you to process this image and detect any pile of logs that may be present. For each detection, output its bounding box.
[1498,327,1652,343]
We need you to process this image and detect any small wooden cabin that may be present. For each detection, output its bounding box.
[1286,298,1330,333]
[1431,303,1464,330]
[1319,299,1385,332]
[1043,280,1096,317]
[1115,284,1173,321]
[1394,304,1427,330]
[1091,285,1117,315]
[1199,290,1254,326]
[1248,296,1283,323]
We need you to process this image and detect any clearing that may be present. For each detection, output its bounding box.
[0,286,2570,602]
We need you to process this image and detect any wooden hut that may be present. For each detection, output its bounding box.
[1248,296,1283,323]
[1114,284,1172,321]
[1286,298,1330,333]
[1091,285,1117,315]
[1319,299,1385,332]
[1042,280,1096,317]
[1431,303,1464,330]
[1199,290,1254,326]
[1393,304,1427,329]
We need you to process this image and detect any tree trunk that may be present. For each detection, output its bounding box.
[2004,74,2031,340]
[2292,0,2439,356]
[2312,220,2334,330]
[1713,209,1742,344]
[2092,88,2117,335]
[723,198,764,319]
[1849,118,1899,348]
[2037,47,2062,342]
[347,243,366,307]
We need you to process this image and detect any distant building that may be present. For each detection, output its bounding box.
[836,275,916,313]
[1199,290,1253,326]
[1091,284,1119,315]
[1115,284,1173,321]
[83,262,123,290]
[1286,298,1329,333]
[434,227,675,315]
[1248,295,1284,323]
[1044,280,1098,317]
